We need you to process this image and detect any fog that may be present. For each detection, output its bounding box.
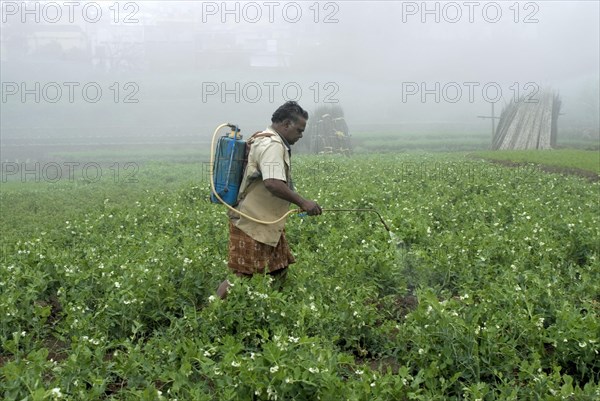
[1,1,599,160]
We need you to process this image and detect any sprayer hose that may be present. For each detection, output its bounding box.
[210,123,299,225]
[210,124,391,231]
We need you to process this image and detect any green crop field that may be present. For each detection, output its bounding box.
[351,131,492,153]
[472,150,600,176]
[1,153,599,400]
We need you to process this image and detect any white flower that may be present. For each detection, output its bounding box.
[267,386,278,400]
[270,365,279,373]
[231,361,241,367]
[308,367,319,374]
[114,282,121,288]
[536,317,545,328]
[355,369,364,375]
[418,348,425,355]
[208,295,216,303]
[50,388,63,398]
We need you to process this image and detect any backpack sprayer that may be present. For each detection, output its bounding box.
[209,123,393,235]
[209,123,294,225]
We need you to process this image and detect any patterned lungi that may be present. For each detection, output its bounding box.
[228,222,295,275]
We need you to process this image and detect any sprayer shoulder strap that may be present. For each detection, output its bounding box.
[248,131,275,143]
[244,131,275,168]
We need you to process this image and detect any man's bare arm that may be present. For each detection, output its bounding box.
[263,179,322,215]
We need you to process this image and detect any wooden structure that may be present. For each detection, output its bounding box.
[492,90,561,150]
[303,105,352,155]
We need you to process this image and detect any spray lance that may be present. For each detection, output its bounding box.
[209,123,394,235]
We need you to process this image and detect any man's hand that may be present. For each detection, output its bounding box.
[300,200,322,216]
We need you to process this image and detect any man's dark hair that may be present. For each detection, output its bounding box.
[271,101,309,123]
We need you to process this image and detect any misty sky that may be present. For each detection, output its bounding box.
[1,0,598,158]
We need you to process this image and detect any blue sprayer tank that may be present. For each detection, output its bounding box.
[210,126,246,206]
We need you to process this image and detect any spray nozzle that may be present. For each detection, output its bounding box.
[227,124,241,139]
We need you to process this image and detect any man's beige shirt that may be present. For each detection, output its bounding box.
[231,126,292,246]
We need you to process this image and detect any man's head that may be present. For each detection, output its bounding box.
[271,101,308,145]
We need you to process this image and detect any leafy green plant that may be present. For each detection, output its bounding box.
[1,153,598,399]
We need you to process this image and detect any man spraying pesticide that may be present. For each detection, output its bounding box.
[210,102,396,299]
[211,101,322,299]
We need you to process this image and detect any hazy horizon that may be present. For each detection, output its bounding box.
[1,0,599,160]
